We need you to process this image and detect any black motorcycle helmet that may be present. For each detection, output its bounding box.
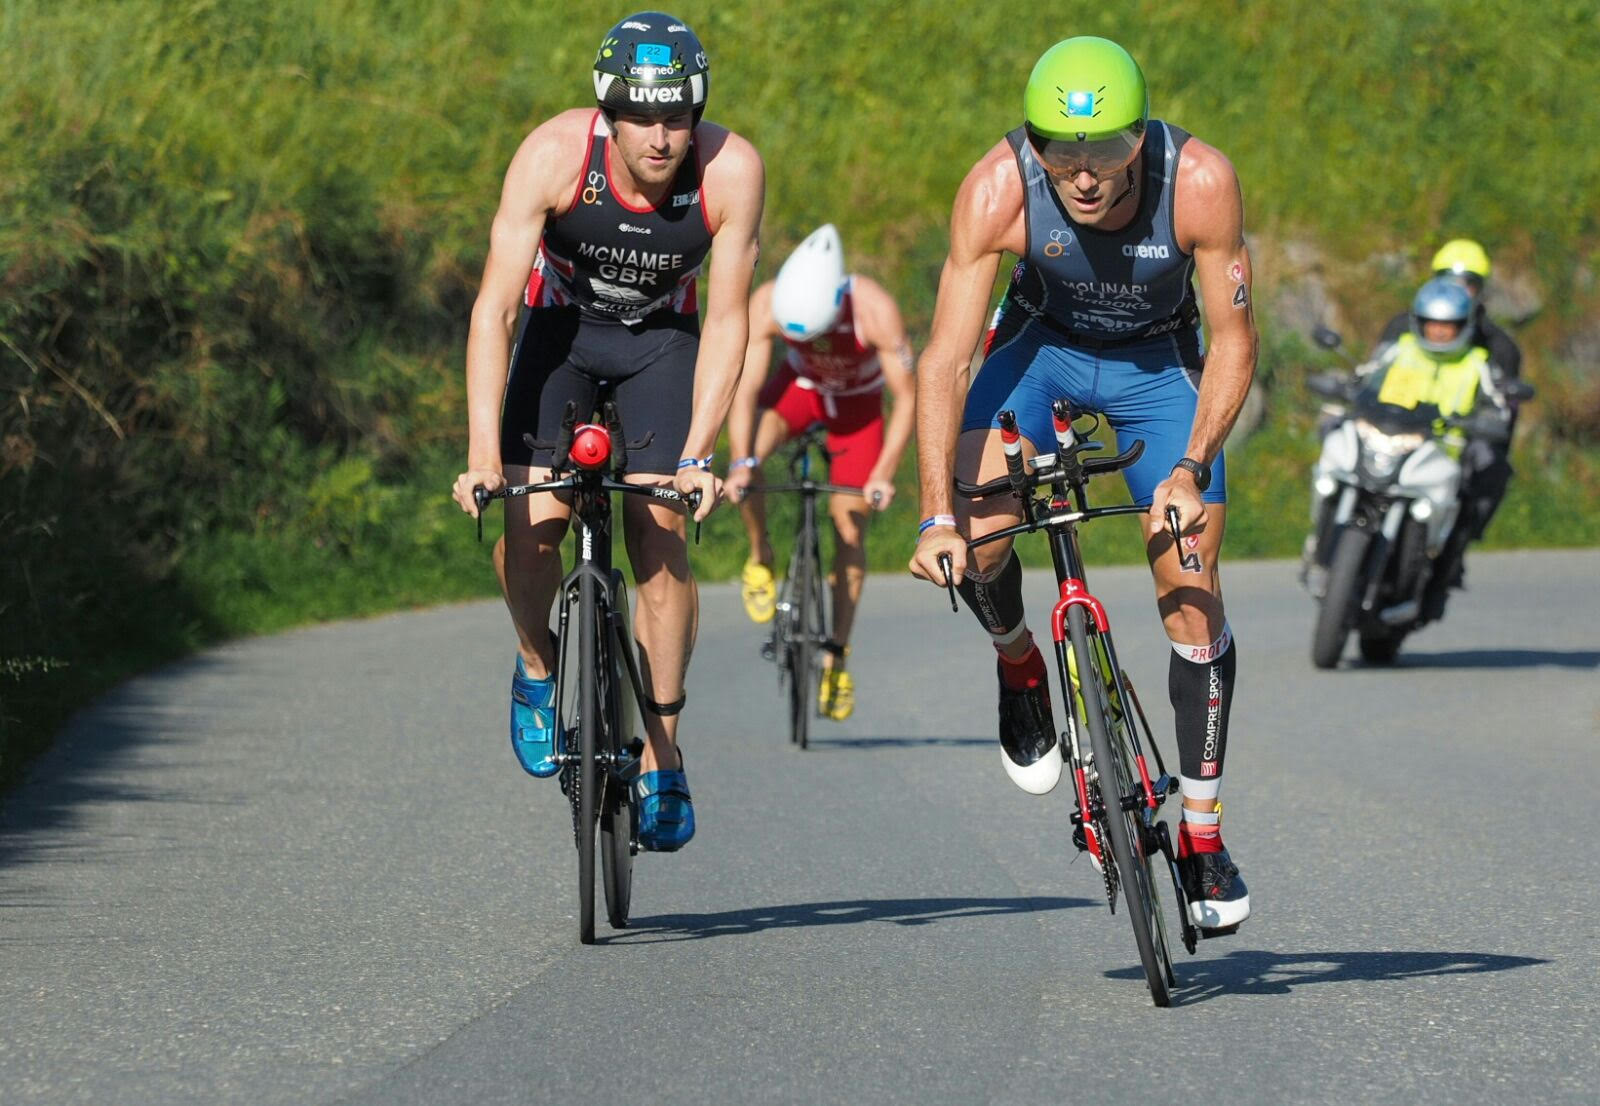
[592,12,709,126]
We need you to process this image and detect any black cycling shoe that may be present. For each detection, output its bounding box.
[1177,848,1251,930]
[996,664,1062,795]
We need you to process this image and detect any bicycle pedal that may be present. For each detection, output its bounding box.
[1197,923,1240,940]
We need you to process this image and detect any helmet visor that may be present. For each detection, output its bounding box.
[1026,124,1144,180]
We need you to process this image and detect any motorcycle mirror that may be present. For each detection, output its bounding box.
[1307,371,1351,400]
[1502,379,1537,404]
[1312,325,1343,351]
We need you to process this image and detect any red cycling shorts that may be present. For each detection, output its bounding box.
[756,364,885,489]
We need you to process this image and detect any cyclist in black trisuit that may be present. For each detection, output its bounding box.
[451,12,765,852]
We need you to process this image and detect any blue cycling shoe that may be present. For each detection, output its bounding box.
[510,656,560,778]
[634,755,694,851]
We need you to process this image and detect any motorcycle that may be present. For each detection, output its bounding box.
[1301,327,1531,668]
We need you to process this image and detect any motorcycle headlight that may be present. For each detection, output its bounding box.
[1355,420,1425,480]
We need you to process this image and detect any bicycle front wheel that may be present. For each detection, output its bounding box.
[576,570,600,945]
[789,538,815,751]
[600,573,635,930]
[1067,604,1171,1007]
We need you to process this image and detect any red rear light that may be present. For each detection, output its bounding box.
[570,424,611,470]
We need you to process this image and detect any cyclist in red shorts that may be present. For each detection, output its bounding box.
[723,225,915,720]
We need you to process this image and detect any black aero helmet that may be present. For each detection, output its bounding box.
[593,12,709,125]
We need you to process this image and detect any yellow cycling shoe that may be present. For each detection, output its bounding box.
[819,668,855,721]
[740,560,777,623]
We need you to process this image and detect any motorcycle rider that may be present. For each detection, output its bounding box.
[1306,276,1519,614]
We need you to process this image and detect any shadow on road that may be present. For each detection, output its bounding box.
[0,658,230,884]
[1371,649,1600,670]
[806,734,993,750]
[608,895,1094,943]
[1108,948,1548,1004]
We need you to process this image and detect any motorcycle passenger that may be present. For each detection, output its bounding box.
[723,225,917,721]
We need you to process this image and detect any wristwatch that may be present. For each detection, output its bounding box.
[1171,457,1212,491]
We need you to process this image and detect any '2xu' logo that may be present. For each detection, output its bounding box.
[630,85,684,104]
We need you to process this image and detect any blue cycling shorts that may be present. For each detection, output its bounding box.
[961,312,1226,506]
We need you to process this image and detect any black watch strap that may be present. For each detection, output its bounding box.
[1172,457,1211,491]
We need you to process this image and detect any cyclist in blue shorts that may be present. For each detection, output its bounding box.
[908,37,1257,932]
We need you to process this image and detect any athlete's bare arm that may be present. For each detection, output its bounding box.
[910,141,1025,582]
[851,275,917,511]
[727,281,777,464]
[675,124,765,518]
[452,110,591,514]
[1146,138,1258,535]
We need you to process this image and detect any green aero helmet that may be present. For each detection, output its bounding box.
[1023,37,1148,178]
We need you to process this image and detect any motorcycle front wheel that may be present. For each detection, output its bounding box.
[1312,526,1373,670]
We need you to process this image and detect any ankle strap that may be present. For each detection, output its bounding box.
[644,693,686,717]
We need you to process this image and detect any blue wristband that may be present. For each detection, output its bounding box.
[919,514,958,536]
[677,455,714,471]
[730,456,759,470]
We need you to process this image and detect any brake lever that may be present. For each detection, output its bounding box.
[937,552,959,612]
[1166,504,1203,574]
[686,489,703,544]
[473,485,491,544]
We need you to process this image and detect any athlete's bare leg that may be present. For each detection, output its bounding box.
[953,427,1030,658]
[496,463,571,678]
[622,476,696,775]
[1146,502,1229,817]
[825,491,870,659]
[735,409,790,568]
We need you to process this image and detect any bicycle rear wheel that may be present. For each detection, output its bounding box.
[600,573,636,930]
[1067,605,1171,1007]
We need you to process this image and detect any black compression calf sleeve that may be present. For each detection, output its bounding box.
[1169,626,1237,797]
[956,551,1028,645]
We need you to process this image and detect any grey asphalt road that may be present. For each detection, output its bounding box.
[2,550,1597,1104]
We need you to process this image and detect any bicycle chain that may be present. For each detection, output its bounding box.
[558,758,581,848]
[1085,764,1120,909]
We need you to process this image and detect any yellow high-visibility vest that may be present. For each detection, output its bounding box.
[1375,334,1485,418]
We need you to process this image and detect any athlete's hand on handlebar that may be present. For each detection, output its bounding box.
[723,465,754,505]
[862,477,895,512]
[674,467,721,522]
[910,524,966,588]
[453,467,504,516]
[1147,472,1207,539]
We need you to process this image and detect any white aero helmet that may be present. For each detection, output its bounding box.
[772,224,846,341]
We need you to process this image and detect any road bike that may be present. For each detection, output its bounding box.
[750,426,863,750]
[474,399,698,945]
[944,401,1220,1006]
